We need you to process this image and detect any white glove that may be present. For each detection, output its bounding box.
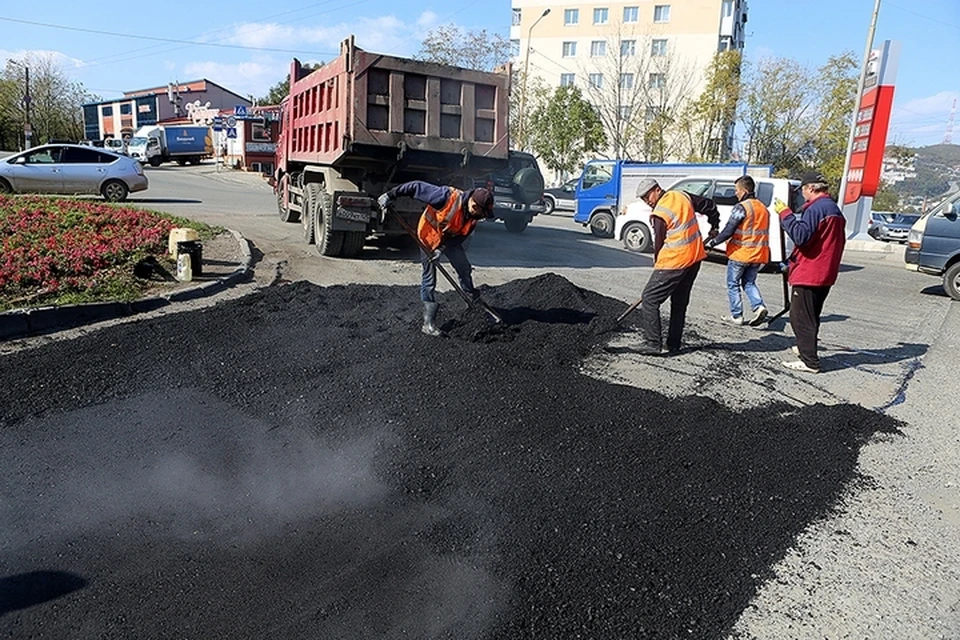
[377,193,392,210]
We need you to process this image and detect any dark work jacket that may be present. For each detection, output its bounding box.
[780,193,846,287]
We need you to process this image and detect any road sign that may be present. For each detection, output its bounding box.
[213,116,223,126]
[226,115,237,128]
[234,105,247,118]
[226,127,237,139]
[213,125,223,132]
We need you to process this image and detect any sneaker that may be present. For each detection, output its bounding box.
[749,306,768,326]
[722,315,744,326]
[791,345,800,356]
[781,359,820,373]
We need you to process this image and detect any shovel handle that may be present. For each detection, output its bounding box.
[617,297,643,323]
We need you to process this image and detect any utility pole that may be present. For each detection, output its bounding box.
[519,7,550,151]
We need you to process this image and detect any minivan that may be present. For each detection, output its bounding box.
[904,197,960,300]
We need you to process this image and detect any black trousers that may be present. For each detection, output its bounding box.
[790,285,831,370]
[640,263,701,350]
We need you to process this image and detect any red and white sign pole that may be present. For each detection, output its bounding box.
[840,27,901,238]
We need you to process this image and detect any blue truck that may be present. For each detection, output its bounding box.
[128,125,212,167]
[573,160,772,237]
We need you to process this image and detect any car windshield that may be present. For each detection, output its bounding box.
[129,137,147,146]
[895,214,920,225]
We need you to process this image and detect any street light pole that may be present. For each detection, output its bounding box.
[519,7,550,151]
[23,65,32,150]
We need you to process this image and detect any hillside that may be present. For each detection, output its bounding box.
[889,143,959,204]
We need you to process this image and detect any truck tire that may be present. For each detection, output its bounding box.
[314,189,344,256]
[512,167,545,205]
[622,222,652,252]
[177,159,187,166]
[149,157,162,167]
[277,176,299,223]
[590,211,615,238]
[944,261,960,301]
[340,232,367,258]
[503,217,529,233]
[302,183,319,244]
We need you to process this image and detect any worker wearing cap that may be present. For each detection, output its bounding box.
[634,178,720,355]
[378,181,494,336]
[772,171,846,373]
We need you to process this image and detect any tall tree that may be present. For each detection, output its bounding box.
[510,70,550,154]
[258,63,322,106]
[810,52,859,189]
[528,85,606,176]
[416,24,512,71]
[676,50,742,162]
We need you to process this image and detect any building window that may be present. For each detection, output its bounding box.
[511,38,520,58]
[119,103,132,115]
[593,8,609,24]
[102,106,113,116]
[718,36,731,52]
[562,41,577,57]
[651,39,667,56]
[722,0,733,17]
[564,8,579,25]
[649,73,666,89]
[590,41,607,57]
[645,106,661,122]
[560,73,576,87]
[619,73,634,89]
[654,5,671,23]
[620,40,636,57]
[588,73,604,89]
[619,105,632,120]
[251,122,272,141]
[623,6,639,22]
[512,8,522,25]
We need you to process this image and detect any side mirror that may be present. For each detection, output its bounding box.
[951,202,960,217]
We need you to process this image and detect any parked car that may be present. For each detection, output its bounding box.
[905,198,960,300]
[542,178,578,214]
[868,211,920,243]
[614,175,805,263]
[0,144,148,202]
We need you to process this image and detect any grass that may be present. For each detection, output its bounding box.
[0,195,223,312]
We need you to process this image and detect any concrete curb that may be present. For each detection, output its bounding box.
[0,229,253,342]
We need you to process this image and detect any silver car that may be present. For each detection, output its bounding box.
[0,144,148,202]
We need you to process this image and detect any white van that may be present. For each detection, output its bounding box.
[614,175,805,263]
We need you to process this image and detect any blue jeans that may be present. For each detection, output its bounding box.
[420,239,475,302]
[726,260,764,318]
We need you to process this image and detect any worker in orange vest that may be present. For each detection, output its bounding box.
[635,178,720,355]
[378,182,494,336]
[705,175,770,327]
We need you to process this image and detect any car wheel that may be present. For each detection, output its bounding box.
[943,261,960,301]
[101,180,129,202]
[542,196,555,214]
[503,217,529,233]
[622,222,652,252]
[590,211,615,238]
[0,178,12,195]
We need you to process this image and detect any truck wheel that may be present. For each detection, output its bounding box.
[101,180,129,202]
[590,211,614,238]
[944,262,960,301]
[277,176,299,223]
[542,196,555,214]
[340,231,367,258]
[302,183,319,244]
[622,222,652,252]
[314,189,344,256]
[504,217,528,233]
[149,157,162,167]
[177,159,187,166]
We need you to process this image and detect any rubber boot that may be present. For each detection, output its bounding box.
[422,302,442,337]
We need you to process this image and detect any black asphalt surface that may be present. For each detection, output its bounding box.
[1,274,899,638]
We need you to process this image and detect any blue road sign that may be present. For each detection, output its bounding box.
[234,105,247,118]
[226,127,237,139]
[213,125,223,132]
[213,116,224,126]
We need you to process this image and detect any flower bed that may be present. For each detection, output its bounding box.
[0,195,214,311]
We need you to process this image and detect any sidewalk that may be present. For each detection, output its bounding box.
[0,229,252,341]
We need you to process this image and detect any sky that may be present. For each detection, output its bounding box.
[1,0,958,148]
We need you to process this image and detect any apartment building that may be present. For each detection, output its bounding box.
[510,0,749,162]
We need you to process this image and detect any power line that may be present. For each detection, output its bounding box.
[885,2,960,30]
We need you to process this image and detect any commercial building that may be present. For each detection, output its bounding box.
[510,0,749,163]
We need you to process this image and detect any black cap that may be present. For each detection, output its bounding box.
[470,188,495,217]
[801,171,827,186]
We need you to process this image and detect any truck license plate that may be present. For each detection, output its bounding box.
[337,208,371,223]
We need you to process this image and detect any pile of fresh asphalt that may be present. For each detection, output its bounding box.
[0,273,900,638]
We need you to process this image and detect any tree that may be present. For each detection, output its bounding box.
[872,181,900,210]
[676,50,742,162]
[528,85,606,176]
[510,70,550,154]
[0,55,98,149]
[809,52,859,189]
[416,24,512,71]
[258,63,322,106]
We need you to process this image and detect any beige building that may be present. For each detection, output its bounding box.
[510,0,749,164]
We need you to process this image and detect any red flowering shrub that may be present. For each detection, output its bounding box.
[0,195,188,310]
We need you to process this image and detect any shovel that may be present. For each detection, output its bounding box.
[386,205,503,324]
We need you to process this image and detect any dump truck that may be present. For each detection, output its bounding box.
[274,36,537,258]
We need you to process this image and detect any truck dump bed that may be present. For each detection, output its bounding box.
[279,36,510,175]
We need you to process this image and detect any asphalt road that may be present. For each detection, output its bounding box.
[2,164,958,638]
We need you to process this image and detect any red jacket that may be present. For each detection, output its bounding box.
[780,193,846,287]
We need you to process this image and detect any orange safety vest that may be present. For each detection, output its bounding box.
[726,198,771,264]
[417,188,477,251]
[650,190,707,270]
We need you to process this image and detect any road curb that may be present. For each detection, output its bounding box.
[0,229,253,342]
